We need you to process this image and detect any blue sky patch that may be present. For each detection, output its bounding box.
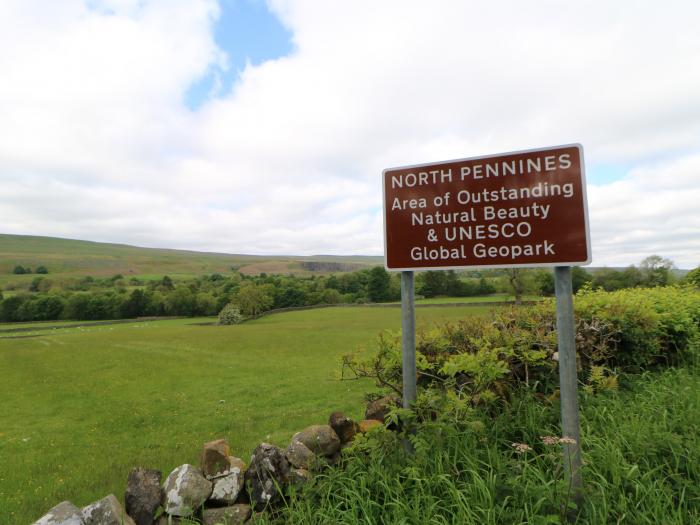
[586,162,632,185]
[186,0,293,110]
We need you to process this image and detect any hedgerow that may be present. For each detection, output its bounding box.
[342,285,700,411]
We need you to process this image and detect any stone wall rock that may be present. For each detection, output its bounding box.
[358,419,382,433]
[329,412,358,443]
[201,504,251,525]
[125,468,162,525]
[285,440,315,469]
[209,463,244,505]
[201,439,232,478]
[162,464,212,517]
[82,494,136,525]
[291,425,340,457]
[33,501,85,525]
[365,395,401,423]
[244,443,290,508]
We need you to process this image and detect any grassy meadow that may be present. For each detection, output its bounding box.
[0,305,488,524]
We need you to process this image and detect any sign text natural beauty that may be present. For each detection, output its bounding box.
[383,144,591,270]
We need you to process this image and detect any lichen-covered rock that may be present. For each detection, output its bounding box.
[358,419,382,433]
[244,443,290,508]
[365,395,401,422]
[162,464,212,517]
[291,425,340,457]
[209,464,245,505]
[329,412,358,443]
[82,494,136,525]
[227,456,247,475]
[201,439,232,478]
[33,501,85,525]
[125,468,162,525]
[285,440,315,469]
[201,504,252,525]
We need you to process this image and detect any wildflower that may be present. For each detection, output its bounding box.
[559,436,577,445]
[511,442,532,454]
[541,435,559,446]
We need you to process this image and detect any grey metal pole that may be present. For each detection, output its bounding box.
[554,266,583,507]
[401,271,417,408]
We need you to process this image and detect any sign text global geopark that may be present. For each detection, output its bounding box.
[383,144,591,270]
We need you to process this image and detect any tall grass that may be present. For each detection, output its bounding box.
[263,367,699,524]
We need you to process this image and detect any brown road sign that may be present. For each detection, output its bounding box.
[383,144,591,271]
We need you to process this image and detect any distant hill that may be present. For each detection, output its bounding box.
[0,234,383,284]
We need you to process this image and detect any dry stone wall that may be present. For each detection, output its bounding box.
[32,396,400,525]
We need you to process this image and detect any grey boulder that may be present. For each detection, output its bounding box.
[125,468,162,525]
[201,504,252,525]
[162,464,212,517]
[82,494,136,525]
[285,440,315,469]
[291,425,340,457]
[244,443,290,508]
[33,501,84,525]
[209,460,245,505]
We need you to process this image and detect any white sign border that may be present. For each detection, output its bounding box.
[382,143,593,272]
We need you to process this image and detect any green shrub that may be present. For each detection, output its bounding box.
[218,302,243,325]
[343,286,700,406]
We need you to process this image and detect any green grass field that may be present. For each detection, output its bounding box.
[0,305,489,524]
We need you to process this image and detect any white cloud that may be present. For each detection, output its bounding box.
[0,0,699,267]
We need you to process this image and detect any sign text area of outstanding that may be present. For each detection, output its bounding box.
[382,144,591,271]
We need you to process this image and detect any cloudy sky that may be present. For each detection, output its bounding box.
[1,0,699,268]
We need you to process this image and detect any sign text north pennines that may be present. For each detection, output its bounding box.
[383,144,591,270]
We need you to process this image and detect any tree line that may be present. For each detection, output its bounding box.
[0,255,694,323]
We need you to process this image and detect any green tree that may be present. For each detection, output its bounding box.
[367,266,391,302]
[235,282,274,317]
[477,276,496,295]
[35,265,48,274]
[31,296,65,320]
[165,287,197,316]
[12,265,28,274]
[507,269,527,304]
[196,292,218,316]
[65,294,91,320]
[121,289,149,318]
[420,271,446,298]
[160,275,174,291]
[640,255,675,287]
[534,269,555,295]
[0,295,26,322]
[684,266,700,287]
[571,266,592,293]
[29,277,52,293]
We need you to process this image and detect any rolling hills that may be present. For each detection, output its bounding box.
[0,234,382,285]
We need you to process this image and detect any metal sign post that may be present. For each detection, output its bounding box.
[554,266,583,506]
[400,271,417,408]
